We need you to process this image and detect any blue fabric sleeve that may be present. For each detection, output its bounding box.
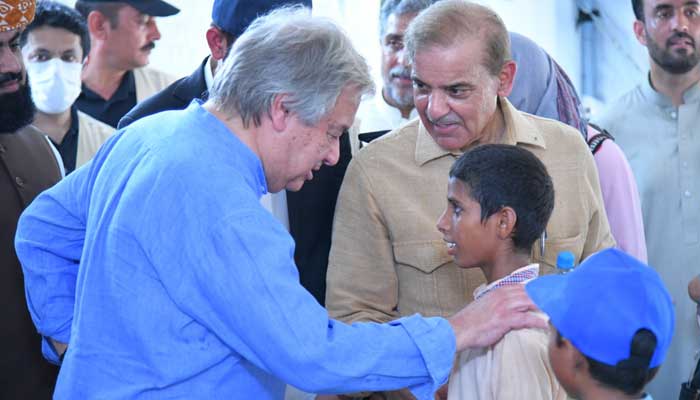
[144,188,456,397]
[15,163,91,364]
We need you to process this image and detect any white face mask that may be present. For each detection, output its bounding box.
[25,58,83,114]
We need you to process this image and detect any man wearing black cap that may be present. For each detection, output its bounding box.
[119,0,340,307]
[74,0,179,127]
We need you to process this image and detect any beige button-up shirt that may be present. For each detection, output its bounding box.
[327,97,615,324]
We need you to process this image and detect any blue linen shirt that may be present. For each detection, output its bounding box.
[15,101,455,399]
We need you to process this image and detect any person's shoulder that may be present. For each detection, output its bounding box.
[498,312,550,354]
[520,112,588,154]
[595,84,647,127]
[134,66,178,85]
[78,111,115,138]
[118,79,187,129]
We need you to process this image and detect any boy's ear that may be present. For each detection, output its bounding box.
[496,206,517,240]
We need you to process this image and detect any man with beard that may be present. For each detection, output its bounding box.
[353,0,434,140]
[74,0,179,127]
[0,0,63,398]
[596,0,700,396]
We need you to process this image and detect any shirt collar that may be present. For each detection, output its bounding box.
[204,55,215,91]
[415,97,546,166]
[473,263,540,300]
[640,71,700,107]
[81,70,136,102]
[377,89,419,121]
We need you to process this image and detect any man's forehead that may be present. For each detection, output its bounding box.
[412,41,488,79]
[646,0,700,10]
[384,12,417,36]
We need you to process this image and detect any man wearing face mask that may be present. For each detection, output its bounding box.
[21,1,113,174]
[0,0,63,398]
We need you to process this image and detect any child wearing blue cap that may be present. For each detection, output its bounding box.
[526,248,675,400]
[436,144,566,399]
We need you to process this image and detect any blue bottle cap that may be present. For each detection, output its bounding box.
[556,251,575,270]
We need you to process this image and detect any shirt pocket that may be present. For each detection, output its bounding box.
[393,240,452,274]
[392,240,458,316]
[532,233,585,271]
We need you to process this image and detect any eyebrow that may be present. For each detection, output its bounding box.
[447,196,462,208]
[445,83,475,91]
[412,76,475,91]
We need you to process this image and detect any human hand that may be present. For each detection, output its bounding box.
[50,338,67,358]
[448,285,545,351]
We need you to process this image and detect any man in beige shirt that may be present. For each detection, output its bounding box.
[326,2,614,396]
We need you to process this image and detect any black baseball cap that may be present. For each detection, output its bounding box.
[80,0,180,17]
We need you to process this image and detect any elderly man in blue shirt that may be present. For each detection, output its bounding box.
[15,6,543,399]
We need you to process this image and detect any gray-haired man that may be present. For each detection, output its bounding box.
[16,6,543,399]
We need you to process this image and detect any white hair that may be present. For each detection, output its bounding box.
[209,6,374,127]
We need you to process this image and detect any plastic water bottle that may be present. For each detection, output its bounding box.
[556,251,575,274]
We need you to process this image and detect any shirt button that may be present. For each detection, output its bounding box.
[15,176,25,187]
[683,161,689,168]
[684,190,692,198]
[670,111,678,119]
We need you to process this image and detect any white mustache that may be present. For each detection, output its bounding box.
[390,66,411,80]
[428,113,462,126]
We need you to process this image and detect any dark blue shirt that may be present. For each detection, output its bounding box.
[75,71,137,128]
[48,105,79,174]
[16,101,455,399]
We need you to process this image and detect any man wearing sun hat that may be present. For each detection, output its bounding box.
[0,0,64,398]
[526,248,675,399]
[73,0,180,127]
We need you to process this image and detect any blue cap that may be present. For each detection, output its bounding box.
[79,0,179,17]
[526,248,674,368]
[212,0,312,37]
[556,251,575,271]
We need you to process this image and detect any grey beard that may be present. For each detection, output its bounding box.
[384,84,414,110]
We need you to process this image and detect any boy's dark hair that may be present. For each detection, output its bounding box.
[631,0,644,21]
[555,328,660,395]
[75,0,125,29]
[449,144,554,252]
[20,1,91,59]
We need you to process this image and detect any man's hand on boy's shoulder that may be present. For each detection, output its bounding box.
[448,285,546,352]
